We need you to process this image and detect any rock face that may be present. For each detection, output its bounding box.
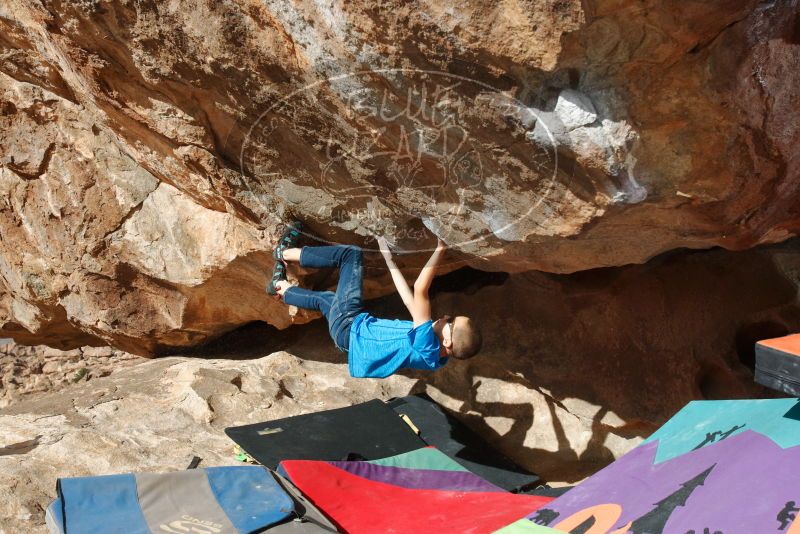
[0,340,139,408]
[2,240,800,532]
[0,353,418,534]
[0,0,798,353]
[368,239,800,480]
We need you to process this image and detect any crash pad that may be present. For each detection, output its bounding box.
[367,446,468,472]
[279,459,552,534]
[493,519,562,533]
[329,449,503,492]
[47,466,293,534]
[270,472,340,533]
[225,399,426,469]
[529,399,800,533]
[388,395,540,491]
[756,333,800,395]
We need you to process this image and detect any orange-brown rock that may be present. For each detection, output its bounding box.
[3,241,797,534]
[0,0,798,353]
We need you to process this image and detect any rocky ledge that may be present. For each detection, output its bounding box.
[0,353,417,533]
[1,0,798,353]
[3,239,798,532]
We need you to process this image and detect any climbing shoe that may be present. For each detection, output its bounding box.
[266,260,287,296]
[273,221,303,263]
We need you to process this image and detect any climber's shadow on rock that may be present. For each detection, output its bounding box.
[185,242,800,484]
[179,319,343,363]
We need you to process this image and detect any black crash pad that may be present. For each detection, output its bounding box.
[225,399,426,470]
[387,394,541,492]
[268,472,339,533]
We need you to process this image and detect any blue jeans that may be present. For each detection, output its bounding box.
[283,245,364,352]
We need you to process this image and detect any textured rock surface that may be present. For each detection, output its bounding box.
[362,240,800,480]
[2,241,799,531]
[0,0,798,352]
[0,340,138,408]
[0,353,418,534]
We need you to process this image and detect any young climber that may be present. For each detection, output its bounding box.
[267,223,482,378]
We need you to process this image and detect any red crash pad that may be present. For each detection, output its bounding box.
[280,460,552,534]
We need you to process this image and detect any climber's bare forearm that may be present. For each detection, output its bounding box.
[383,254,414,309]
[409,240,446,325]
[413,240,445,296]
[377,237,414,309]
[377,236,440,325]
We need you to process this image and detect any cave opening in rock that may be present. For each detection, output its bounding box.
[429,266,510,296]
[185,265,511,359]
[734,320,790,372]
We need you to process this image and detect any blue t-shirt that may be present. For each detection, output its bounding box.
[348,313,447,378]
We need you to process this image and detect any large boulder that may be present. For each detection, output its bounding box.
[0,0,798,352]
[2,240,799,531]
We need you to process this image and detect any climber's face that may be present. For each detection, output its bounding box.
[433,315,455,357]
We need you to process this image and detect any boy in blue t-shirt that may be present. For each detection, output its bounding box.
[268,226,482,378]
